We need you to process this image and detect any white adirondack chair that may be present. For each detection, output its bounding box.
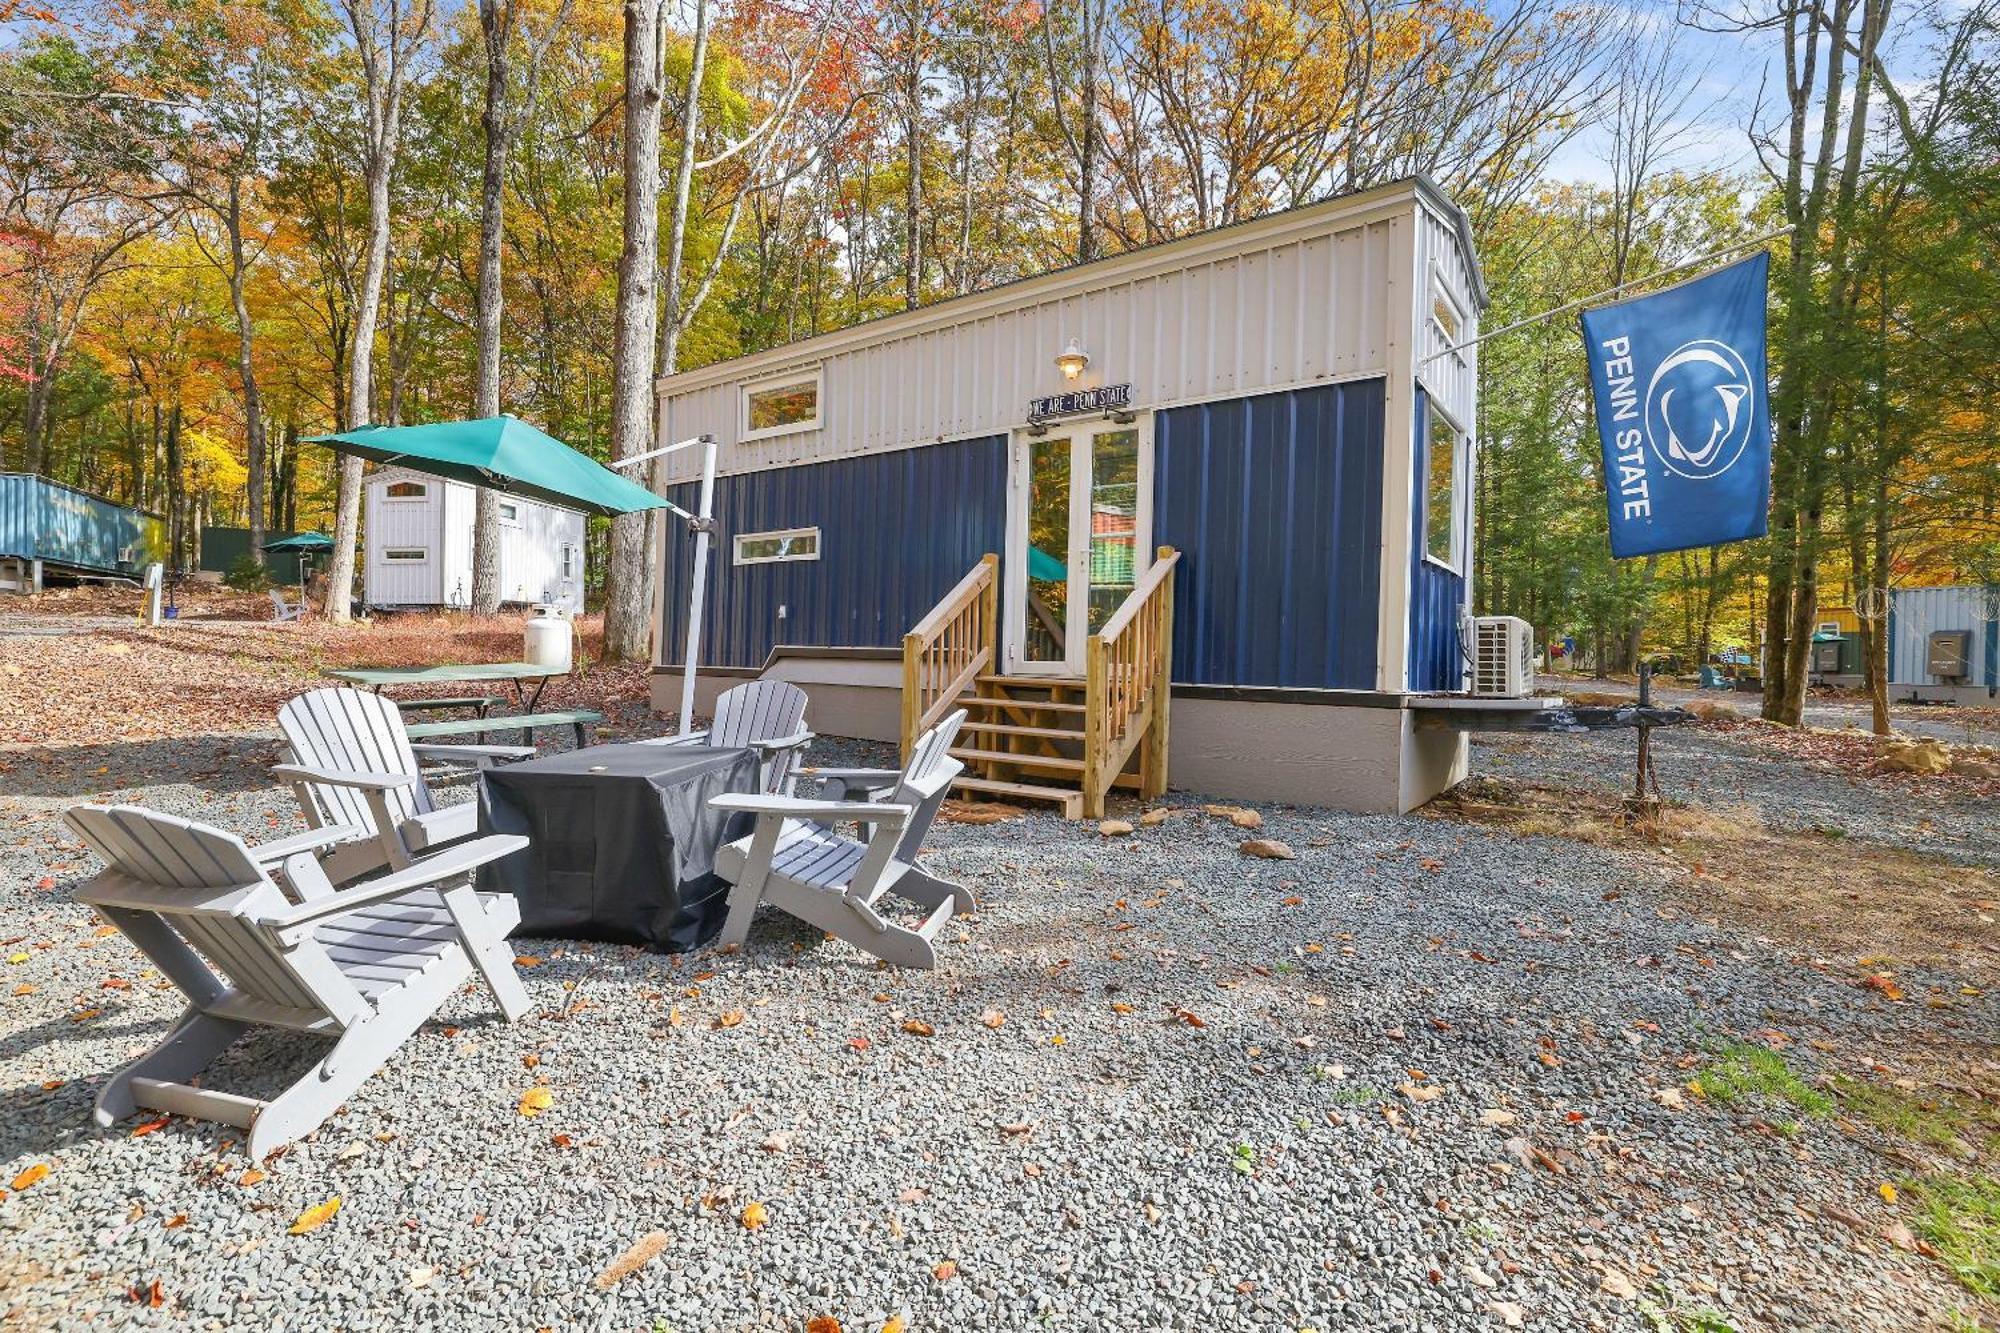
[640,680,814,795]
[268,588,305,622]
[63,803,532,1159]
[709,711,973,969]
[276,687,535,882]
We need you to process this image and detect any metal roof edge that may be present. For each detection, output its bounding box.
[1409,175,1490,310]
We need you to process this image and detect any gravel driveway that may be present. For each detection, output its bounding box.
[1,721,1994,1332]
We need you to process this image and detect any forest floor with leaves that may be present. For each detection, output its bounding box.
[0,601,1996,1331]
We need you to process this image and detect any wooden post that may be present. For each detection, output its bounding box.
[1084,634,1108,819]
[978,552,999,671]
[1142,546,1176,799]
[900,630,922,762]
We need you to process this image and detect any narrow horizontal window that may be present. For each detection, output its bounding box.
[385,481,427,499]
[384,547,428,562]
[741,369,821,440]
[498,501,520,522]
[734,527,820,565]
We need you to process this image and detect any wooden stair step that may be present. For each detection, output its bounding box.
[958,696,1086,714]
[950,746,1086,773]
[975,675,1085,691]
[957,720,1082,741]
[951,775,1084,819]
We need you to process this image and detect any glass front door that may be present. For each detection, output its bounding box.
[1007,419,1150,675]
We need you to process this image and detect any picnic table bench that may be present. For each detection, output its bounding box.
[406,709,604,749]
[394,694,507,718]
[324,662,568,711]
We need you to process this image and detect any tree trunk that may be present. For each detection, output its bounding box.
[22,366,52,477]
[470,0,514,615]
[603,0,665,663]
[1076,0,1099,263]
[656,0,709,378]
[226,177,269,566]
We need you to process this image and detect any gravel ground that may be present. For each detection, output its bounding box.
[2,719,1995,1331]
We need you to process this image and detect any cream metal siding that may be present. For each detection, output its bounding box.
[656,184,1453,487]
[364,466,585,612]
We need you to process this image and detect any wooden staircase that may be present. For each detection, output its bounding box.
[902,549,1179,820]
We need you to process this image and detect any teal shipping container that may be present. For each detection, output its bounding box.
[0,474,166,577]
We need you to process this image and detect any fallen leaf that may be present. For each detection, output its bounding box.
[592,1231,669,1289]
[1110,1002,1134,1014]
[1399,1083,1443,1103]
[1490,1300,1525,1328]
[131,1116,171,1137]
[1169,1006,1206,1028]
[1478,1108,1516,1127]
[933,1260,958,1281]
[1600,1267,1637,1299]
[164,1213,187,1229]
[1654,1086,1686,1110]
[979,1009,1005,1029]
[407,1265,437,1291]
[881,1317,907,1333]
[900,1019,935,1037]
[10,1163,49,1191]
[11,983,34,996]
[289,1198,341,1235]
[716,1010,746,1029]
[238,1169,266,1187]
[1878,1182,1898,1205]
[740,1201,769,1230]
[806,1319,842,1333]
[517,1087,554,1118]
[513,955,542,968]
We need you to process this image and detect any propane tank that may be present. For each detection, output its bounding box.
[523,604,573,673]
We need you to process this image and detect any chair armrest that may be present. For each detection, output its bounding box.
[249,823,368,864]
[710,793,913,824]
[749,730,815,755]
[272,763,417,792]
[263,834,530,935]
[800,765,902,784]
[410,742,539,765]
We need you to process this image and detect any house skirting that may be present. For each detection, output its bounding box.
[649,658,1467,816]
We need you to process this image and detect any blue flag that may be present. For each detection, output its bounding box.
[1579,251,1772,558]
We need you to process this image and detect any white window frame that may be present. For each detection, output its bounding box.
[560,544,575,580]
[498,499,521,524]
[740,367,823,443]
[733,526,821,566]
[1422,398,1467,574]
[383,480,428,501]
[383,546,429,562]
[1429,268,1468,365]
[1818,620,1840,635]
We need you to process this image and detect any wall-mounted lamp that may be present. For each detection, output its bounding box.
[1055,338,1090,382]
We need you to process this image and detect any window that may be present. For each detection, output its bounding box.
[1432,292,1462,343]
[1818,620,1840,635]
[1425,404,1462,569]
[384,547,428,562]
[561,544,575,579]
[498,500,520,523]
[741,368,821,440]
[385,480,427,500]
[734,527,820,565]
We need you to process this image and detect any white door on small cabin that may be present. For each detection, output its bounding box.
[1003,416,1153,676]
[367,473,444,606]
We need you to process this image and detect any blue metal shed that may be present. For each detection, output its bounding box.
[0,475,165,580]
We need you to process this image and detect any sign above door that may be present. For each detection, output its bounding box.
[1029,383,1132,423]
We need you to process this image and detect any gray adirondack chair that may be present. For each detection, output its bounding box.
[641,680,814,795]
[709,710,972,969]
[276,687,535,882]
[63,803,532,1159]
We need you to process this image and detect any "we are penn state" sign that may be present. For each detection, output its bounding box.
[1029,383,1132,421]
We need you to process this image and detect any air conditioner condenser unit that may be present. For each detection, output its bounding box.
[1471,615,1535,697]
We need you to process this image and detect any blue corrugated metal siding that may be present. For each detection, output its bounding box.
[1408,390,1466,692]
[659,438,1008,668]
[0,474,163,575]
[1153,381,1384,689]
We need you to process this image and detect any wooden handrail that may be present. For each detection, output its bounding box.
[901,553,999,757]
[1083,546,1179,818]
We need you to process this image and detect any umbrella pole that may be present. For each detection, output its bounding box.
[677,434,718,737]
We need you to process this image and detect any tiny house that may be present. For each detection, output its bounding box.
[649,177,1490,814]
[1889,585,1999,703]
[0,474,165,592]
[363,466,584,613]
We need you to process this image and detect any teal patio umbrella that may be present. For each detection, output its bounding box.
[304,415,668,517]
[1028,546,1066,582]
[261,532,333,554]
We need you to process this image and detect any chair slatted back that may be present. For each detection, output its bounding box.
[278,688,433,831]
[888,710,966,861]
[708,681,810,793]
[63,805,336,1016]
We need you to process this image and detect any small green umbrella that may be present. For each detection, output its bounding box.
[261,532,333,554]
[304,415,668,517]
[1028,546,1066,582]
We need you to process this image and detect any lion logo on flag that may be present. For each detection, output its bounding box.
[1644,339,1755,481]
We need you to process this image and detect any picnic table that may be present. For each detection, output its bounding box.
[324,661,568,711]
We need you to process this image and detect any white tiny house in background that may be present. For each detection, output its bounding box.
[363,466,585,613]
